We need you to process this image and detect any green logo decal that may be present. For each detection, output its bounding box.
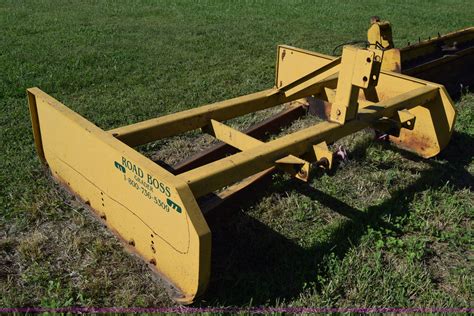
[167,198,182,213]
[114,161,126,173]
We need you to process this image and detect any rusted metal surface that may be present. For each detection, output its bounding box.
[401,27,474,98]
[403,49,474,99]
[389,131,438,157]
[307,97,332,120]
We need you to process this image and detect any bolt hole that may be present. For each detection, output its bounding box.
[366,57,371,63]
[151,240,154,244]
[101,203,104,207]
[407,121,412,126]
[149,258,156,266]
[372,75,377,81]
[150,234,154,238]
[85,200,90,206]
[362,76,368,82]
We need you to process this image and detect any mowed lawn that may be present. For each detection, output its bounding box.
[1,0,473,308]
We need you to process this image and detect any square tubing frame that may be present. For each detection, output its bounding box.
[179,86,438,198]
[27,43,455,304]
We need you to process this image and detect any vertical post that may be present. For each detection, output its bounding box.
[330,46,383,124]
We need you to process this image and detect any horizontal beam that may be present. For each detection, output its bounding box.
[207,119,310,181]
[178,85,439,198]
[280,58,341,97]
[109,73,338,147]
[172,103,307,174]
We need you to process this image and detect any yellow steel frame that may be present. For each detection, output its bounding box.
[28,44,456,304]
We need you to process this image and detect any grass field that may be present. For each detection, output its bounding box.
[1,0,473,309]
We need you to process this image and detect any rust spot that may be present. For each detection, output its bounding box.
[390,132,437,158]
[281,49,286,61]
[394,62,401,73]
[307,96,332,120]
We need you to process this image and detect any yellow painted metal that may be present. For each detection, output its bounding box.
[276,46,456,159]
[275,45,337,88]
[110,74,336,148]
[110,89,276,146]
[27,88,211,304]
[329,46,383,123]
[367,18,394,49]
[275,155,311,182]
[207,119,261,151]
[28,39,457,304]
[313,142,333,170]
[279,57,340,98]
[208,119,310,181]
[367,18,401,72]
[388,83,456,158]
[380,48,401,72]
[179,85,442,198]
[397,109,416,129]
[199,168,275,213]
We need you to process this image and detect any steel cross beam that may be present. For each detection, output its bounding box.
[27,39,457,304]
[109,65,339,147]
[178,86,438,198]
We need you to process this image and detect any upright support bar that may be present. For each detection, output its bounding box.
[330,46,383,123]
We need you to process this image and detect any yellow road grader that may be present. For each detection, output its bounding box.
[27,19,473,303]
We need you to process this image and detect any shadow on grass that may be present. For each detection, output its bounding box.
[200,131,473,306]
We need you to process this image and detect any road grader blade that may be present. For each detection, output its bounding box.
[28,19,469,304]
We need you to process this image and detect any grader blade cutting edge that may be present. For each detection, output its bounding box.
[28,20,462,304]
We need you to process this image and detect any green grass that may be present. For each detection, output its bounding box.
[1,0,473,308]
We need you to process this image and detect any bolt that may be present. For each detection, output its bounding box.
[298,169,307,177]
[316,157,329,169]
[336,109,341,116]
